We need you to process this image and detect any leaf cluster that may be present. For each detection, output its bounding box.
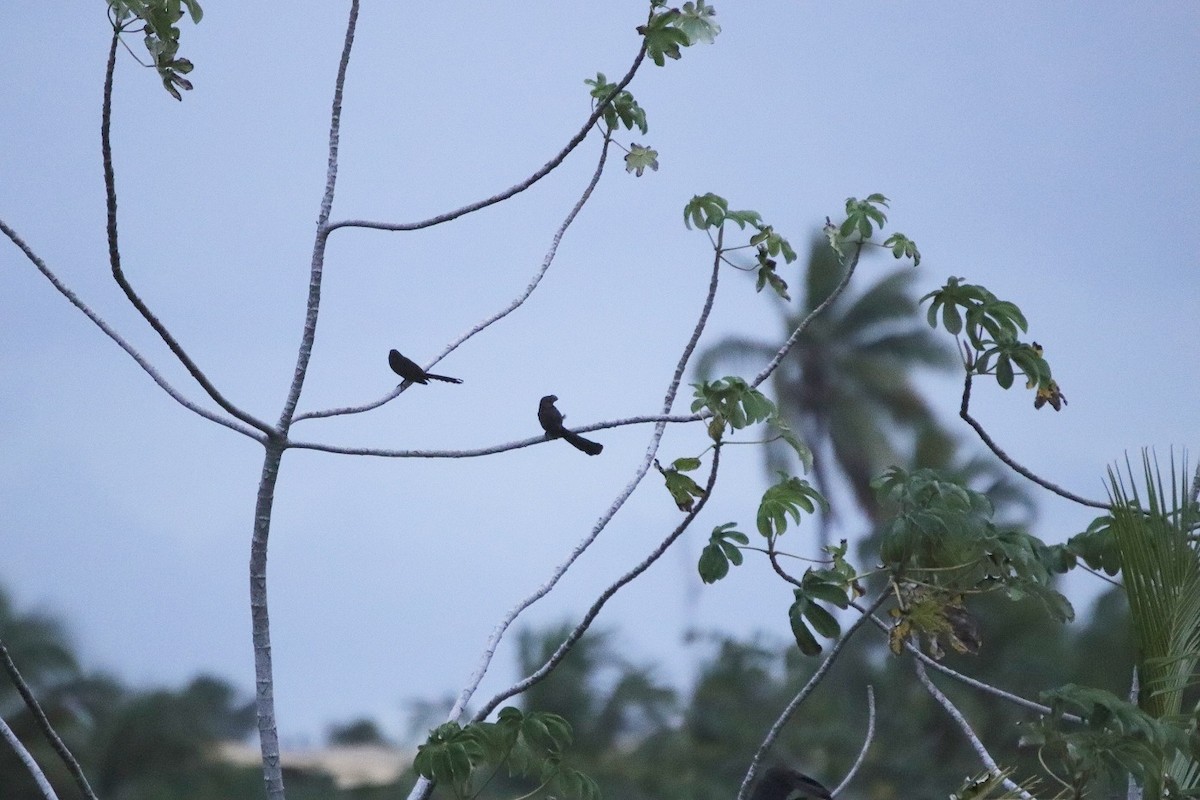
[683,193,800,300]
[690,376,775,441]
[874,467,1073,622]
[656,457,708,512]
[921,278,1055,393]
[108,0,203,101]
[584,73,648,134]
[641,1,721,66]
[1022,685,1193,797]
[413,707,598,800]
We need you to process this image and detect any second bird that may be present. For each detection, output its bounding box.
[538,395,603,456]
[388,349,463,385]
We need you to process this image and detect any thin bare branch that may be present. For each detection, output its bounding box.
[915,660,1034,800]
[832,686,876,798]
[276,0,360,429]
[326,43,647,235]
[284,413,702,457]
[749,242,862,389]
[295,134,614,423]
[737,591,889,800]
[854,605,1083,724]
[101,32,273,436]
[959,370,1107,509]
[0,220,265,441]
[0,714,58,800]
[473,446,723,720]
[0,640,98,800]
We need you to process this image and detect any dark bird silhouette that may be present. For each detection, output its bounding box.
[749,767,832,800]
[388,349,462,385]
[537,395,603,456]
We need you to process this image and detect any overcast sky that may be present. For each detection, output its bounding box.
[2,3,1198,745]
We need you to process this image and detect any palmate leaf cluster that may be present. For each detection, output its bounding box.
[874,467,1074,623]
[414,707,598,800]
[921,277,1055,394]
[108,0,203,100]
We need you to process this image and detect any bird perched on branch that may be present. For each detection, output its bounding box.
[537,395,603,456]
[749,767,832,800]
[388,349,462,385]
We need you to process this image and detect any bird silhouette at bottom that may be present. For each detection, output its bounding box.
[537,395,603,456]
[749,767,832,800]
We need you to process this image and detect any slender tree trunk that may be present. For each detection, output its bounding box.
[250,438,288,799]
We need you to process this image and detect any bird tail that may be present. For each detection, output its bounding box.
[562,429,603,456]
[425,373,464,384]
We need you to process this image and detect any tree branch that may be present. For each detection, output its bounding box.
[276,0,359,429]
[832,686,876,798]
[325,42,647,235]
[472,445,723,721]
[100,31,273,436]
[0,640,98,800]
[749,242,862,390]
[959,369,1107,509]
[0,714,58,800]
[915,659,1034,800]
[737,590,889,800]
[284,413,702,457]
[294,133,614,423]
[0,220,265,441]
[854,604,1083,724]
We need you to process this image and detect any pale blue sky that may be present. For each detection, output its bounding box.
[2,3,1198,743]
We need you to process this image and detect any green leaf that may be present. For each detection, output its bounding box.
[676,0,721,45]
[756,474,825,538]
[656,458,708,512]
[802,599,841,639]
[625,143,659,176]
[698,523,748,583]
[584,73,648,134]
[788,600,823,655]
[639,9,690,66]
[690,376,775,439]
[683,192,728,230]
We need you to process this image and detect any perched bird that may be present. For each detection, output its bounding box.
[388,349,462,385]
[749,767,832,800]
[537,395,603,456]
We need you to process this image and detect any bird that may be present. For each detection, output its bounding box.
[537,395,603,456]
[748,767,832,800]
[388,349,462,385]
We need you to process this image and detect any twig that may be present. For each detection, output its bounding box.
[325,43,648,235]
[473,446,723,720]
[284,413,702,457]
[736,591,889,800]
[275,0,359,429]
[749,242,862,390]
[0,220,264,441]
[100,31,273,436]
[854,605,1082,723]
[959,370,1107,510]
[915,660,1034,800]
[0,641,98,800]
[295,133,615,423]
[0,714,59,800]
[831,686,876,798]
[766,537,804,589]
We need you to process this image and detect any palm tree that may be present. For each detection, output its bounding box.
[698,235,958,543]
